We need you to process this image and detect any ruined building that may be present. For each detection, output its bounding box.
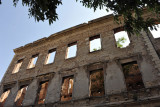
[1,13,160,107]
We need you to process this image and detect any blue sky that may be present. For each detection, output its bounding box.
[0,0,112,81]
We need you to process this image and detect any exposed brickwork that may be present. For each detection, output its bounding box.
[1,14,160,107]
[142,31,160,75]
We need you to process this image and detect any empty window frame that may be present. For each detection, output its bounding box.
[12,59,23,74]
[28,54,38,69]
[14,85,28,106]
[89,35,101,52]
[0,89,11,107]
[148,24,160,38]
[114,27,130,48]
[90,69,104,97]
[122,61,144,91]
[66,42,77,59]
[36,81,49,104]
[61,76,74,101]
[45,49,56,64]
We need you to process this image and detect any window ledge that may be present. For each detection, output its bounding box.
[11,72,19,75]
[44,62,54,66]
[89,49,102,54]
[126,88,146,92]
[60,99,73,103]
[116,44,131,50]
[65,56,77,60]
[155,37,160,40]
[89,95,105,99]
[26,67,35,70]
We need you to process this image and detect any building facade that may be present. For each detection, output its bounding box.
[1,13,160,107]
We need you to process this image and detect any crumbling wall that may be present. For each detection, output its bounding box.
[72,66,89,99]
[0,14,160,107]
[45,73,61,103]
[146,30,160,57]
[4,83,17,107]
[22,79,38,106]
[105,61,126,94]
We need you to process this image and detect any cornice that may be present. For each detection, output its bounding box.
[13,14,114,54]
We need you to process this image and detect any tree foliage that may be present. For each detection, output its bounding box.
[116,37,127,48]
[13,0,62,24]
[93,47,101,51]
[0,0,160,34]
[79,0,160,35]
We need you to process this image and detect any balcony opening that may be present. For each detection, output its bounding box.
[61,76,74,101]
[12,59,23,74]
[45,48,56,64]
[90,69,104,97]
[28,54,38,69]
[114,27,130,48]
[148,24,160,38]
[0,89,11,107]
[89,35,101,52]
[37,81,49,104]
[14,85,28,106]
[66,42,77,59]
[122,61,144,91]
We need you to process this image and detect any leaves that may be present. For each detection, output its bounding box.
[12,0,62,25]
[93,47,101,51]
[78,0,160,35]
[1,0,160,34]
[116,37,127,48]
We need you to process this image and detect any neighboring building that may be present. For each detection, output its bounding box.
[1,13,160,107]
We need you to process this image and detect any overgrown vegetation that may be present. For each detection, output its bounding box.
[79,0,160,35]
[116,37,127,48]
[93,47,101,51]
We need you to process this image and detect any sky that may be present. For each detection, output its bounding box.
[0,0,112,82]
[114,31,130,48]
[149,24,160,38]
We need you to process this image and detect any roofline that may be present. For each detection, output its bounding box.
[14,14,114,53]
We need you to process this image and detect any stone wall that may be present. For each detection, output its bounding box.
[0,15,160,107]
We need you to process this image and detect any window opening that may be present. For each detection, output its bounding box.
[45,49,56,64]
[148,24,160,38]
[61,76,74,101]
[122,61,144,91]
[37,81,49,104]
[114,27,130,48]
[90,69,104,97]
[12,59,23,73]
[89,35,101,52]
[14,85,28,106]
[0,89,11,107]
[66,42,77,59]
[28,54,38,69]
